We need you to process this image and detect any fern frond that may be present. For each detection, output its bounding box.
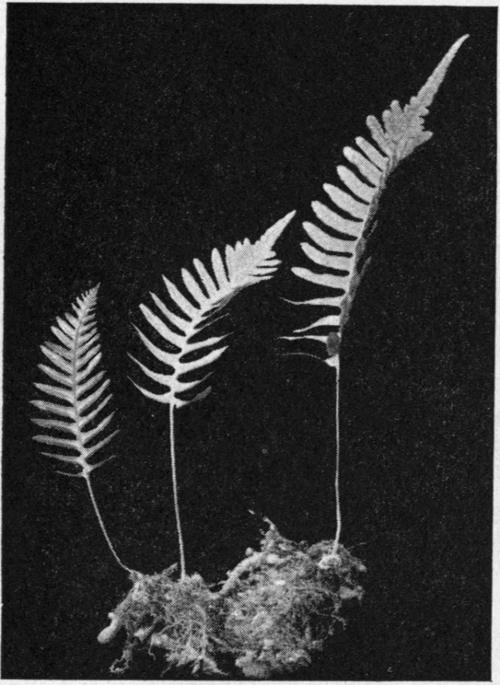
[289,35,468,364]
[31,285,118,477]
[132,211,295,407]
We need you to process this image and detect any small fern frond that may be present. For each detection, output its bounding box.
[31,286,118,477]
[288,35,468,364]
[133,211,295,407]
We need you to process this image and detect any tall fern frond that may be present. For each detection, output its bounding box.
[132,211,295,577]
[31,285,134,573]
[283,36,468,554]
[286,35,468,364]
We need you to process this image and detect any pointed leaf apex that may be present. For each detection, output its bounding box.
[261,210,296,247]
[88,283,100,298]
[416,34,469,109]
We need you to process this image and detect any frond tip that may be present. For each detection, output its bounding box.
[133,211,295,408]
[289,36,468,362]
[31,285,118,478]
[368,34,469,162]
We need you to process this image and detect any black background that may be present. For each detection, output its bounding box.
[3,4,495,680]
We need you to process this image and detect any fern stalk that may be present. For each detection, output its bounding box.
[84,474,133,573]
[169,403,186,578]
[333,359,341,551]
[132,212,295,575]
[285,35,469,546]
[32,286,134,575]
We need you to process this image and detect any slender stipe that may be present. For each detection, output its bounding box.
[85,475,134,574]
[169,403,186,578]
[333,359,341,552]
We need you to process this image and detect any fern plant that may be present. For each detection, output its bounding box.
[283,35,468,553]
[30,33,469,679]
[131,211,295,578]
[31,285,134,574]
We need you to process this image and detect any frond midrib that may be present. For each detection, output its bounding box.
[71,297,92,470]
